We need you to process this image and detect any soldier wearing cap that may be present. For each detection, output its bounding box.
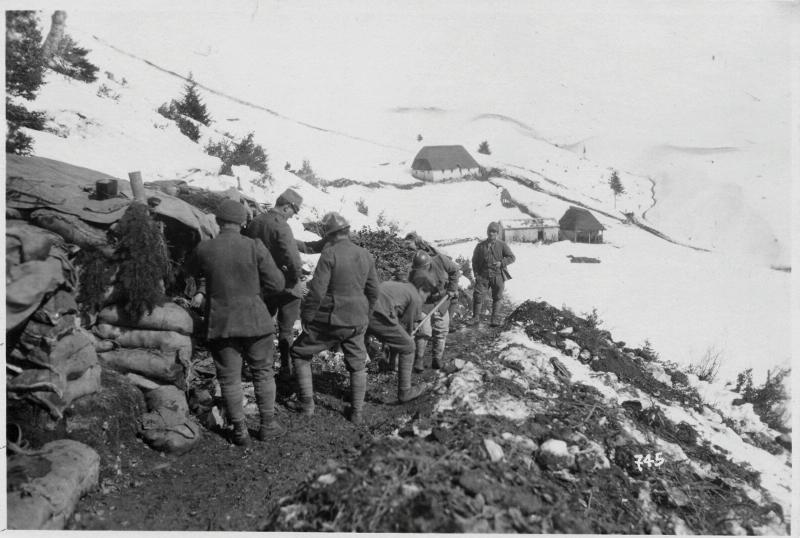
[289,212,380,425]
[406,247,460,372]
[245,188,319,386]
[471,221,515,327]
[186,199,286,447]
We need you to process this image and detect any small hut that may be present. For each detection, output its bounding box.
[411,145,480,181]
[558,206,605,243]
[499,218,560,243]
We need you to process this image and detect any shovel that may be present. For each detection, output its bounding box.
[411,295,450,336]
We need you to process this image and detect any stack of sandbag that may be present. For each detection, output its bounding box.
[7,439,100,529]
[6,222,102,420]
[93,302,193,390]
[138,385,202,454]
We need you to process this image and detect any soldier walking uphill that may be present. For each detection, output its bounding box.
[368,273,437,403]
[186,200,286,447]
[471,221,515,327]
[289,212,380,425]
[406,248,460,372]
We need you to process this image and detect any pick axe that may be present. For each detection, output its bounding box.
[411,295,450,336]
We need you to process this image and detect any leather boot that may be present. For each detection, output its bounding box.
[231,419,252,448]
[489,301,502,327]
[398,352,428,402]
[413,337,428,373]
[256,415,284,441]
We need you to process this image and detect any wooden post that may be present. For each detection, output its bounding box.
[128,171,146,202]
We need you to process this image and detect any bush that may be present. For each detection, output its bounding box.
[50,35,99,82]
[297,159,322,186]
[356,198,369,216]
[477,140,491,155]
[687,346,722,382]
[584,307,603,329]
[96,83,121,101]
[454,255,473,283]
[157,102,201,142]
[735,367,790,432]
[174,75,211,126]
[376,211,400,235]
[205,132,270,177]
[6,11,45,154]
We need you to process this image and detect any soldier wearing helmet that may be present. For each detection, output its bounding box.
[406,241,460,372]
[471,221,515,327]
[185,199,286,447]
[289,212,380,425]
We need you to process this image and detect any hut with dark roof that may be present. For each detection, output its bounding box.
[411,145,481,181]
[558,206,605,243]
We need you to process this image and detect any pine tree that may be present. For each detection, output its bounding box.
[51,35,99,82]
[477,140,491,155]
[175,74,211,126]
[416,134,423,142]
[608,169,625,208]
[6,11,46,154]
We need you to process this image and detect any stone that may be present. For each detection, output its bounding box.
[775,433,791,451]
[483,438,504,462]
[578,349,592,363]
[453,358,466,370]
[576,440,611,472]
[558,326,573,335]
[537,439,575,469]
[401,483,420,496]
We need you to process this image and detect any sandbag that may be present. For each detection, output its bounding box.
[22,365,102,420]
[99,348,184,385]
[7,369,66,397]
[139,407,202,454]
[92,323,192,364]
[7,439,100,530]
[30,208,112,255]
[18,329,99,378]
[6,258,66,331]
[98,302,193,335]
[18,316,78,353]
[31,289,78,325]
[145,385,189,414]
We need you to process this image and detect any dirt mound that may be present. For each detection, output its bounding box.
[506,300,703,409]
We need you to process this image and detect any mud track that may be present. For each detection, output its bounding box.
[66,312,506,531]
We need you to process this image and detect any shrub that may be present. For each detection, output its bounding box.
[96,83,121,101]
[584,307,603,329]
[477,140,491,155]
[687,346,722,382]
[158,102,201,142]
[735,367,790,432]
[6,11,45,154]
[205,132,270,177]
[376,211,400,235]
[297,159,322,186]
[50,35,99,82]
[174,75,211,126]
[454,255,473,283]
[356,198,369,216]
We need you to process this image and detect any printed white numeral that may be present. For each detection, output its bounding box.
[654,452,664,467]
[643,453,654,467]
[633,454,644,472]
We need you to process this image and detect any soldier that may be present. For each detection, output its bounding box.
[404,232,461,332]
[244,188,307,386]
[407,249,460,372]
[289,212,380,425]
[471,221,516,327]
[186,199,286,447]
[368,273,437,403]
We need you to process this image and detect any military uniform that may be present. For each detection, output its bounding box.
[409,253,459,370]
[471,224,515,326]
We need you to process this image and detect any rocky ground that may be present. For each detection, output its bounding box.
[61,299,790,533]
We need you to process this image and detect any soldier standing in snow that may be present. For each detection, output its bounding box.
[289,212,380,425]
[470,222,515,327]
[407,249,460,372]
[186,199,286,447]
[368,273,437,403]
[244,188,318,387]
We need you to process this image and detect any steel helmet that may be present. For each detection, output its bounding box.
[412,250,432,269]
[321,212,350,236]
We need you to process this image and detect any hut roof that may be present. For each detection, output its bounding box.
[558,206,605,231]
[411,145,480,171]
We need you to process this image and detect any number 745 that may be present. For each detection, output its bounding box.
[634,452,665,471]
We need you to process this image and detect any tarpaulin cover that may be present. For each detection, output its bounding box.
[6,155,217,238]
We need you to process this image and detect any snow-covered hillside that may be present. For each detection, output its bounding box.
[15,5,792,388]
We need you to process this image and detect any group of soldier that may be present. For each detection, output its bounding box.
[185,189,515,447]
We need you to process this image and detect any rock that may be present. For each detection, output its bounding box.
[501,432,538,452]
[558,326,573,335]
[317,473,337,485]
[537,439,575,469]
[562,339,580,356]
[775,433,791,451]
[401,483,420,496]
[453,358,466,370]
[484,438,504,462]
[578,349,592,363]
[722,512,747,535]
[576,440,611,472]
[458,471,489,496]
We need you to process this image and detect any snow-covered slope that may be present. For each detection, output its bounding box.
[15,5,791,386]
